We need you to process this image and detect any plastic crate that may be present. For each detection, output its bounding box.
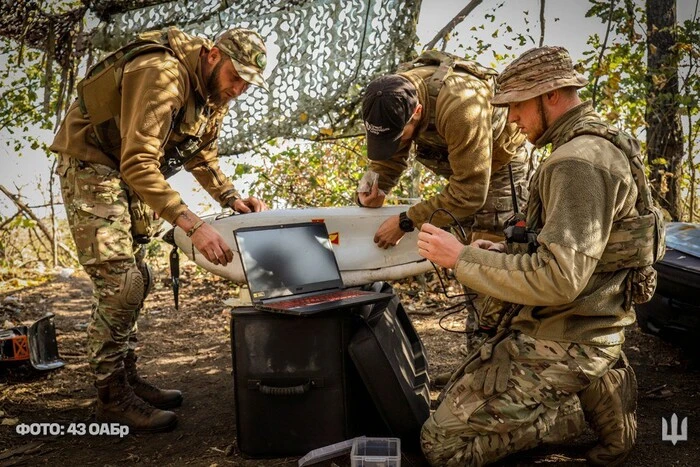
[350,437,401,467]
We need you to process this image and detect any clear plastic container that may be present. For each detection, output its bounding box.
[350,437,401,467]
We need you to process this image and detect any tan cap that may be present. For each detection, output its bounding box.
[215,28,269,91]
[491,46,588,106]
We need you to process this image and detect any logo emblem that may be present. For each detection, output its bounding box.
[661,413,688,445]
[255,52,267,69]
[365,121,390,135]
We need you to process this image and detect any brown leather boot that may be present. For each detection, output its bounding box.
[578,356,637,466]
[95,369,177,433]
[124,352,183,409]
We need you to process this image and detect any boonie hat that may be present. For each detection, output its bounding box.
[362,75,418,161]
[491,46,588,106]
[215,29,269,91]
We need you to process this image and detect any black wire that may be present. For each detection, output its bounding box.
[425,208,480,334]
[438,303,468,333]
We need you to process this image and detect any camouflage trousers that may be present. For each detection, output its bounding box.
[56,154,150,381]
[421,331,621,466]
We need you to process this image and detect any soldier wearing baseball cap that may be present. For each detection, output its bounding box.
[362,74,419,161]
[356,52,530,255]
[215,28,269,91]
[419,46,659,466]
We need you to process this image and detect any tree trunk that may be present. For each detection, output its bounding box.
[646,0,684,220]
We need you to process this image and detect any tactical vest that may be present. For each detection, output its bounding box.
[525,120,666,307]
[563,121,666,273]
[76,29,209,170]
[395,50,509,165]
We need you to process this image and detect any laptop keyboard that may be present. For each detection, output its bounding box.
[268,289,367,309]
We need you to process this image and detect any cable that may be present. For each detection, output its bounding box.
[425,208,480,334]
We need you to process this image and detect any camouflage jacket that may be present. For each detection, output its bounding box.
[454,102,638,346]
[50,28,239,224]
[368,65,526,227]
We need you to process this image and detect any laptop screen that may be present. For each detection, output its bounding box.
[234,222,344,300]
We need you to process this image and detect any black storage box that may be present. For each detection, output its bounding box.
[636,247,700,356]
[230,282,431,457]
[349,282,431,448]
[230,307,360,457]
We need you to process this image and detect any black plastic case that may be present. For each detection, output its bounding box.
[229,282,431,457]
[349,282,431,447]
[230,307,357,457]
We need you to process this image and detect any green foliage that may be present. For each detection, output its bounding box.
[0,38,59,154]
[246,137,442,208]
[579,0,699,220]
[454,2,533,65]
[578,0,648,136]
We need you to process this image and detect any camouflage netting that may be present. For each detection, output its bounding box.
[0,0,422,156]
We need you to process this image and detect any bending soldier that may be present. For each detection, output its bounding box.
[356,51,529,249]
[51,27,269,432]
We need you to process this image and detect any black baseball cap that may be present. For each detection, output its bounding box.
[362,74,418,161]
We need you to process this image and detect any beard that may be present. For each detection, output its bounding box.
[206,60,228,107]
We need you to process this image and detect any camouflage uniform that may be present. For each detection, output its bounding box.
[422,331,619,466]
[422,47,661,465]
[52,28,268,381]
[57,156,152,379]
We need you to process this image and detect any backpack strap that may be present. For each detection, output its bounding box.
[397,50,498,130]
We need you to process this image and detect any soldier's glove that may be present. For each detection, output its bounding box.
[464,337,519,396]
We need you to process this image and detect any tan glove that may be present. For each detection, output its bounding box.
[464,336,519,396]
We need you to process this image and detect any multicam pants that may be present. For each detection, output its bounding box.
[421,331,621,466]
[56,154,149,380]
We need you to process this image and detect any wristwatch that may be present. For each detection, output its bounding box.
[398,211,415,232]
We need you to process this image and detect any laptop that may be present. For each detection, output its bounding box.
[234,222,392,315]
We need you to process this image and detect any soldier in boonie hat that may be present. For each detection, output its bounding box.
[491,46,588,106]
[215,28,269,91]
[419,46,648,467]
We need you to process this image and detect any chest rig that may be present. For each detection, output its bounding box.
[528,120,666,307]
[396,50,508,173]
[76,29,212,178]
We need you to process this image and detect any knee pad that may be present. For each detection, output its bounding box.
[119,265,145,309]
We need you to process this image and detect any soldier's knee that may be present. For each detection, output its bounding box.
[119,264,146,309]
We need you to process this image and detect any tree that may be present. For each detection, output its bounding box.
[646,0,685,220]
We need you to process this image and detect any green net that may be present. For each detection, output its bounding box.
[1,0,422,156]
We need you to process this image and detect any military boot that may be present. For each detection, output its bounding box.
[95,369,177,433]
[124,352,183,409]
[578,357,637,466]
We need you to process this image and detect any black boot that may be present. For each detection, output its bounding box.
[95,369,177,433]
[124,352,183,409]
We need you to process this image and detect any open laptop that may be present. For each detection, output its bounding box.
[234,222,392,315]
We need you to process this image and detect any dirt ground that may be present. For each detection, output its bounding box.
[1,264,699,467]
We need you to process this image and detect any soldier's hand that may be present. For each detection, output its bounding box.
[190,223,234,266]
[358,179,386,208]
[417,223,463,268]
[464,336,519,396]
[374,215,404,249]
[231,196,268,213]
